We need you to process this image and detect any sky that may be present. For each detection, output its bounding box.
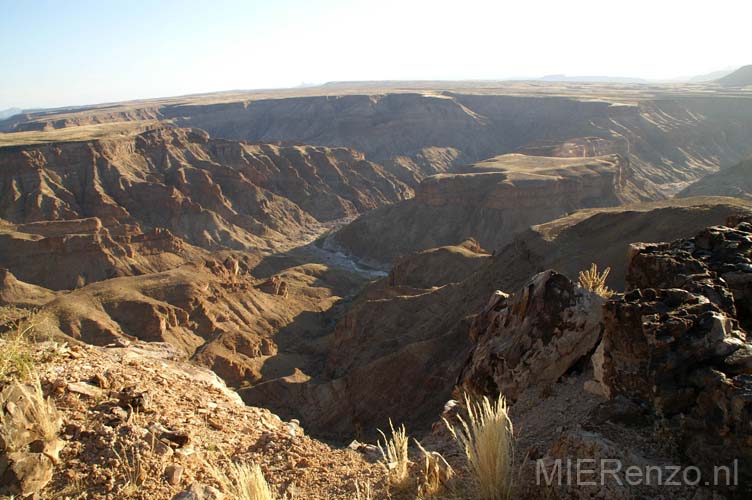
[1,0,750,110]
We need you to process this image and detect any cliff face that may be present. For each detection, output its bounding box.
[0,127,410,255]
[37,254,368,386]
[158,92,752,195]
[8,88,752,195]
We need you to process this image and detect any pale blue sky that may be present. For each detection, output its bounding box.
[1,0,750,109]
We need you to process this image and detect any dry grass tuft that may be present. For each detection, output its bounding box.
[206,457,275,500]
[578,263,613,298]
[0,307,47,383]
[113,443,147,497]
[415,440,454,498]
[445,394,515,500]
[354,479,373,500]
[0,374,62,455]
[377,419,411,488]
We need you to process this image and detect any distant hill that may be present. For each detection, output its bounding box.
[717,65,752,86]
[688,68,735,83]
[0,107,22,120]
[536,74,649,84]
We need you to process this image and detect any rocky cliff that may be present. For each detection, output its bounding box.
[160,92,752,195]
[0,126,410,255]
[8,87,752,196]
[0,218,204,290]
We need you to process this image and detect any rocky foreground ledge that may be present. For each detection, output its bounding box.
[0,341,382,499]
[453,216,752,498]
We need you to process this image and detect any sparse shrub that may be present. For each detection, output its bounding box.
[0,374,62,454]
[113,443,147,497]
[206,457,275,500]
[377,419,411,488]
[415,439,454,498]
[354,479,373,500]
[578,263,613,298]
[0,306,47,383]
[444,394,515,500]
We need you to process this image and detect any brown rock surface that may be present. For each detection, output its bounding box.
[679,157,752,201]
[457,271,605,401]
[0,217,205,290]
[0,268,57,307]
[0,126,410,255]
[21,341,386,499]
[39,258,367,391]
[597,218,752,488]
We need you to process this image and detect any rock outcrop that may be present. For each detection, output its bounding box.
[597,218,752,488]
[457,271,605,401]
[454,216,752,495]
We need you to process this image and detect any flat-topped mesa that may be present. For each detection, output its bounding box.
[516,136,629,158]
[333,153,629,265]
[415,154,625,210]
[15,217,106,237]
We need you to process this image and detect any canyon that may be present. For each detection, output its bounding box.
[3,78,752,498]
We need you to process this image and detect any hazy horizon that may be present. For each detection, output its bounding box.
[2,0,750,110]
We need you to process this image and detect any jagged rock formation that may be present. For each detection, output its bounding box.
[457,271,605,401]
[0,126,410,254]
[499,196,752,290]
[596,219,752,486]
[678,157,752,200]
[454,217,752,496]
[37,258,365,389]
